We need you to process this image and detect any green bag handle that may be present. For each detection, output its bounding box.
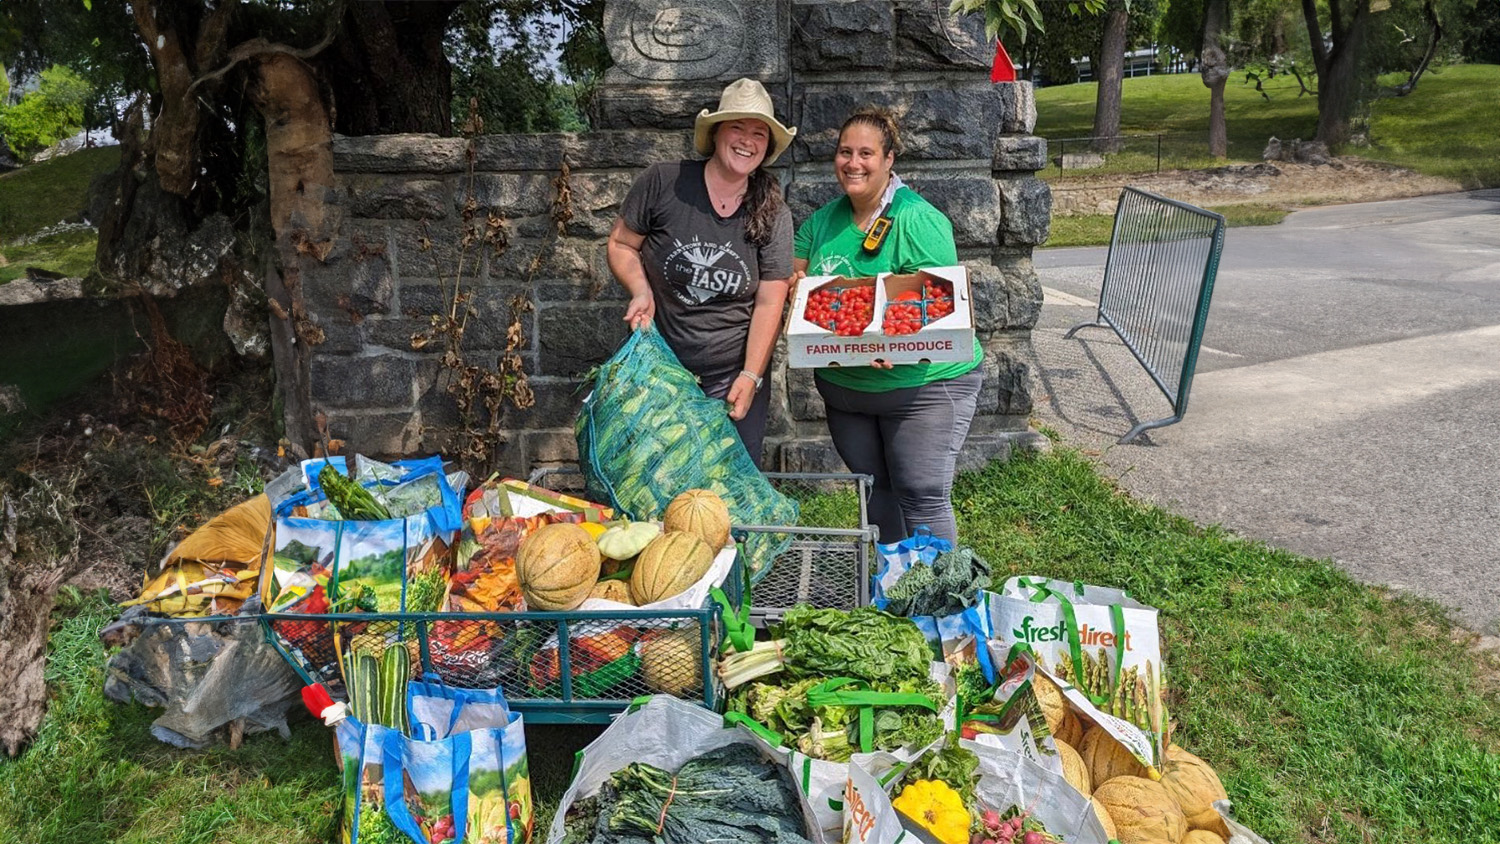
[711,586,755,654]
[723,711,783,748]
[805,677,939,755]
[626,695,654,713]
[1018,578,1127,708]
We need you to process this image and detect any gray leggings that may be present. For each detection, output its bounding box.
[815,369,983,545]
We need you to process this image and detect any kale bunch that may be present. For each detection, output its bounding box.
[884,546,992,618]
[562,744,813,844]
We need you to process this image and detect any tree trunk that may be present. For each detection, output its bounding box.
[0,488,82,757]
[1092,8,1129,153]
[1394,0,1442,96]
[252,52,336,453]
[1201,0,1231,158]
[1313,7,1369,147]
[1301,0,1371,148]
[326,1,463,136]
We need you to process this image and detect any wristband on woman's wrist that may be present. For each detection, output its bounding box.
[738,370,764,389]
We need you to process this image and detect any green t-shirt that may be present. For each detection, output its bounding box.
[793,186,983,392]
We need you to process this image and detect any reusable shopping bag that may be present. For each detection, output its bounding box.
[729,663,957,842]
[872,531,996,688]
[842,739,1111,844]
[985,576,1167,769]
[336,677,532,844]
[263,455,465,614]
[575,326,797,583]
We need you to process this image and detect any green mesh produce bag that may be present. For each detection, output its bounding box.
[576,327,796,583]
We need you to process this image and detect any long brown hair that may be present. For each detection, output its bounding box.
[711,124,785,247]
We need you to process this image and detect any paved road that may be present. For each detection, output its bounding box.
[1030,190,1500,633]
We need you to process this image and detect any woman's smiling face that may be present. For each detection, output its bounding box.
[712,118,772,178]
[835,123,894,206]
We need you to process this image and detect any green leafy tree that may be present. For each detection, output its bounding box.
[951,0,1109,44]
[448,0,607,134]
[0,64,92,159]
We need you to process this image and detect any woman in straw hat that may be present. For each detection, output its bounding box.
[790,106,982,545]
[606,78,796,467]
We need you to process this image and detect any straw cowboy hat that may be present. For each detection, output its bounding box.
[694,78,797,166]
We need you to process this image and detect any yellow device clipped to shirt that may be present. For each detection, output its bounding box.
[862,216,893,254]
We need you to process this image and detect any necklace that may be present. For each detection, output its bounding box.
[704,161,746,215]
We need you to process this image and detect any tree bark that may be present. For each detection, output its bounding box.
[1301,0,1371,147]
[326,1,463,136]
[1394,0,1442,96]
[1092,7,1130,153]
[252,52,336,453]
[1201,0,1231,158]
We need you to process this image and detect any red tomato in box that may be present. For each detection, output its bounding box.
[894,290,922,302]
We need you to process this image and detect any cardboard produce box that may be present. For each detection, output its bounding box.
[787,265,974,369]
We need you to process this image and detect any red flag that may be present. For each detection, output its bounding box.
[991,40,1017,83]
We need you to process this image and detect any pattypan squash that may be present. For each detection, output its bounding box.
[892,779,971,844]
[596,519,661,561]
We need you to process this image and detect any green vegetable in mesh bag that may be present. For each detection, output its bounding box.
[576,327,797,583]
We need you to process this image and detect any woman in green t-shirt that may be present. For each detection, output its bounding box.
[791,107,983,544]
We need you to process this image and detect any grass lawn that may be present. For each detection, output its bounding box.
[4,449,1498,842]
[0,228,98,283]
[1034,63,1500,188]
[1048,203,1291,248]
[0,146,119,243]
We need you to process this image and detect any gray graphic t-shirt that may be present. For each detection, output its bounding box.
[620,160,793,374]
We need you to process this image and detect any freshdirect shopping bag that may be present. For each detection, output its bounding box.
[842,739,1111,844]
[546,695,821,844]
[985,576,1167,768]
[575,326,796,583]
[336,679,532,844]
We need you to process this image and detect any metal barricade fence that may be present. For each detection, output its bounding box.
[1065,187,1226,443]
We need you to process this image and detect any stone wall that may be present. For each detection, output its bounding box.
[305,0,1049,475]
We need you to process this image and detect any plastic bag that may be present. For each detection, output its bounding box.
[575,327,797,582]
[546,695,821,844]
[843,739,1111,844]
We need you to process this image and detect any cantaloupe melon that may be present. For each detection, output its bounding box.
[1056,739,1092,795]
[517,522,601,611]
[1090,796,1118,841]
[1056,711,1085,747]
[1093,776,1188,844]
[589,578,633,604]
[630,531,713,605]
[1080,726,1147,787]
[1162,744,1232,837]
[663,489,731,550]
[1183,830,1225,844]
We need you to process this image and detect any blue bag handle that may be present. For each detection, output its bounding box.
[409,674,513,739]
[382,728,472,844]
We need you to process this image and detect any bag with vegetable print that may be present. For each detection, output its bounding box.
[337,677,532,844]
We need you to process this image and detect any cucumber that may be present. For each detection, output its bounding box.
[379,644,410,735]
